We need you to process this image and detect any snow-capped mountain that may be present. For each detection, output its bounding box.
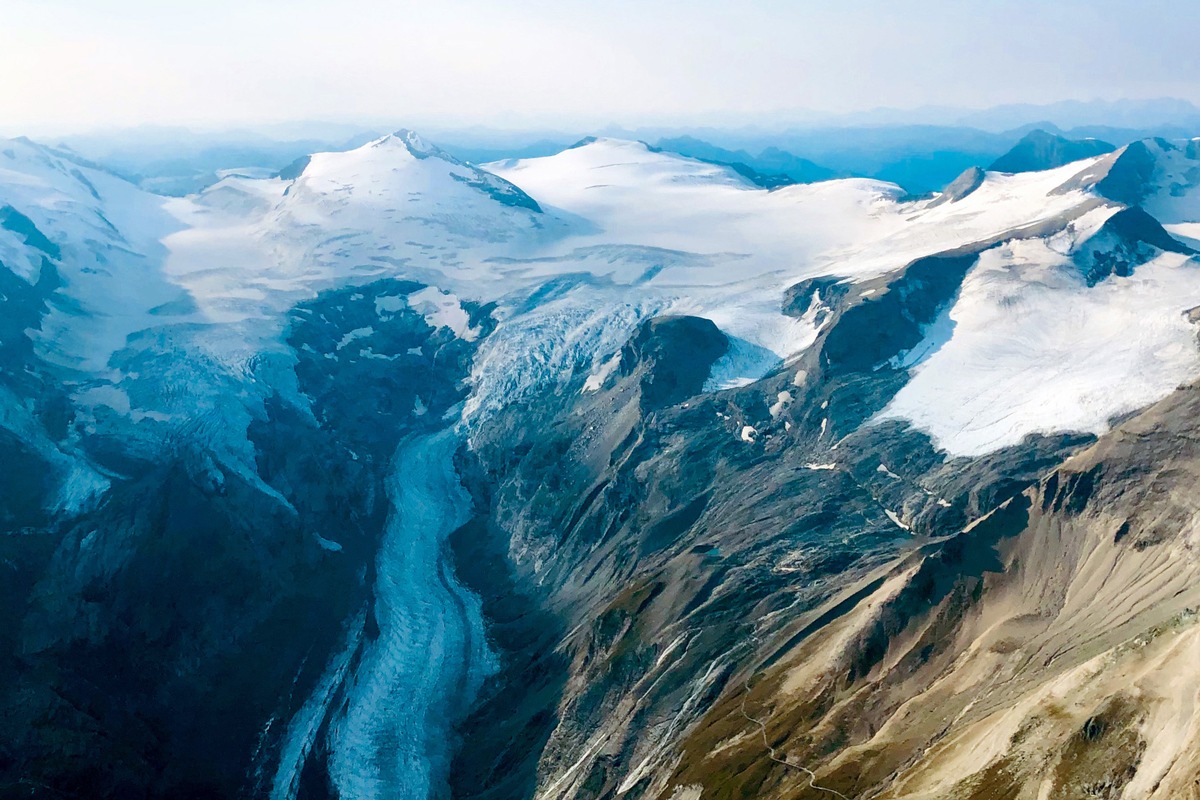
[5,127,1200,800]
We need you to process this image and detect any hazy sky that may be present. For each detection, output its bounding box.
[4,0,1200,134]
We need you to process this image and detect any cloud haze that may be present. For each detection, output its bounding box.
[4,0,1200,133]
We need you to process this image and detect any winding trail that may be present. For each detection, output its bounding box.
[326,428,493,799]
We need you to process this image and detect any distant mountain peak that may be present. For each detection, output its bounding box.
[989,129,1116,174]
[383,128,440,159]
[653,135,836,186]
[276,129,543,212]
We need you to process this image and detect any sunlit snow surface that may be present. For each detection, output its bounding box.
[6,132,1200,459]
[160,135,1126,387]
[877,241,1200,455]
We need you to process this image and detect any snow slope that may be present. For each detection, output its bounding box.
[486,140,1115,370]
[488,138,1105,283]
[7,129,1200,465]
[0,138,190,374]
[8,131,1200,464]
[160,131,548,343]
[878,239,1200,454]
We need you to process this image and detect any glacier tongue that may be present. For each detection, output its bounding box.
[326,428,494,800]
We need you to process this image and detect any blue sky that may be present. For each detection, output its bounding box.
[4,0,1199,133]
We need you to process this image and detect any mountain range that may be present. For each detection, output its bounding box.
[3,122,1200,799]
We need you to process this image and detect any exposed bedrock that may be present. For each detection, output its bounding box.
[450,291,1094,799]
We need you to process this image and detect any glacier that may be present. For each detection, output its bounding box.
[325,429,494,800]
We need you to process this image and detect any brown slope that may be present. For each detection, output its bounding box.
[660,383,1200,800]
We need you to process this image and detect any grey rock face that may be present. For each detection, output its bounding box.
[928,165,985,206]
[781,275,850,321]
[617,316,728,411]
[276,154,311,180]
[1074,205,1195,285]
[1055,139,1159,205]
[448,244,1097,800]
[1090,140,1160,206]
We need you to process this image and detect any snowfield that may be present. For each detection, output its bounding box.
[877,241,1200,454]
[3,132,1200,461]
[6,132,1200,460]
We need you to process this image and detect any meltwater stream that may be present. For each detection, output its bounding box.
[322,428,494,799]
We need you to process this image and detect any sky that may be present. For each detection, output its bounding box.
[3,0,1200,135]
